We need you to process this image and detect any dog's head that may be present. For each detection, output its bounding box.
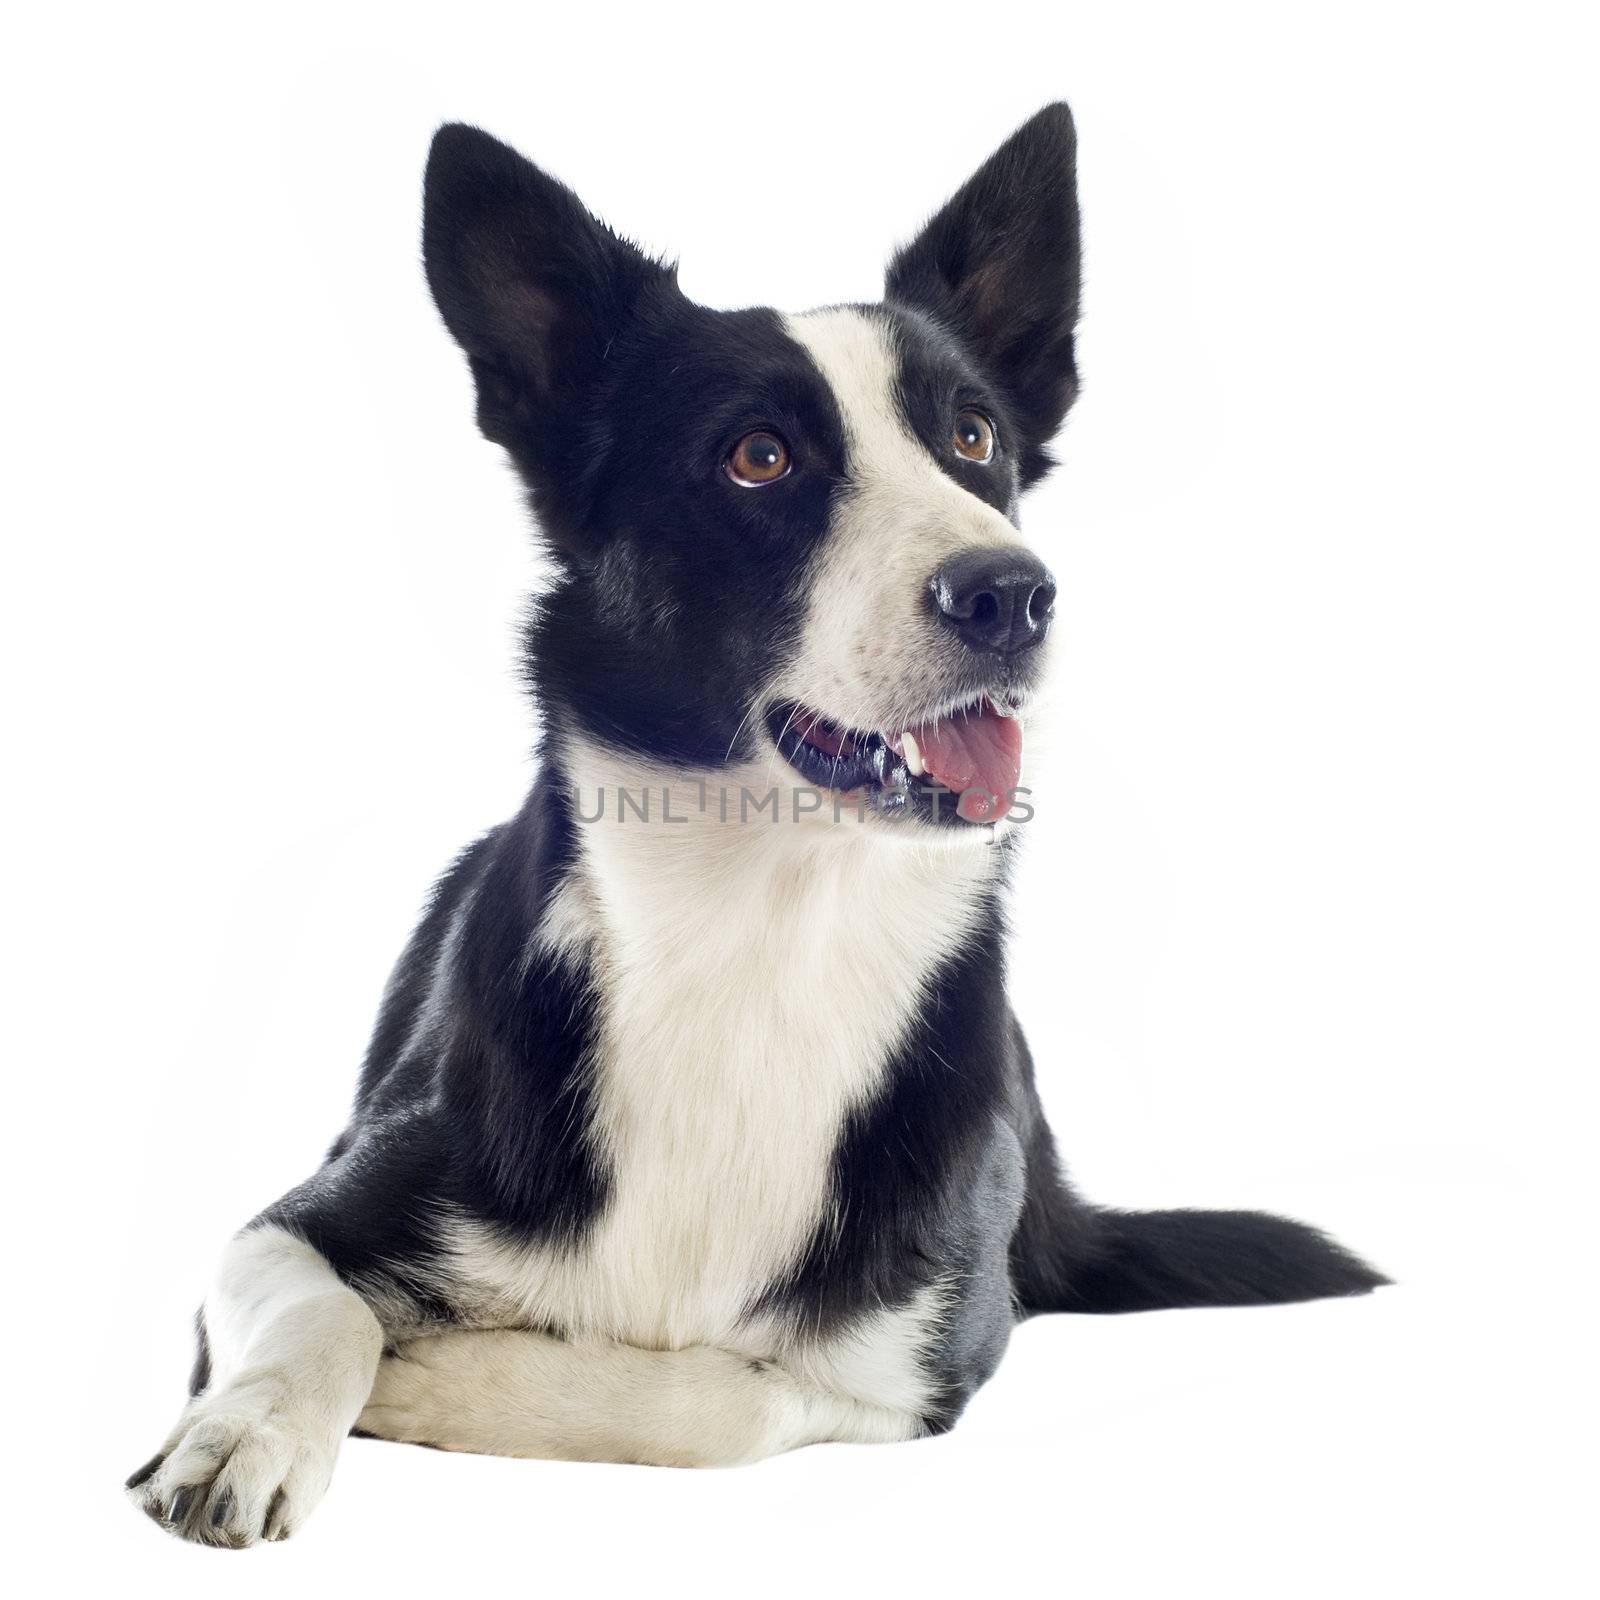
[423,105,1079,831]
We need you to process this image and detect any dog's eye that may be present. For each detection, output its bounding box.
[952,410,996,463]
[725,431,792,487]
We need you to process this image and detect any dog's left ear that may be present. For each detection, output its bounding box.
[885,103,1081,486]
[422,123,676,524]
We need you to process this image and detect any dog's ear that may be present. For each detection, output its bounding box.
[422,124,672,462]
[885,103,1081,486]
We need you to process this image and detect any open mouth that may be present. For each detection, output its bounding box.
[767,696,1024,824]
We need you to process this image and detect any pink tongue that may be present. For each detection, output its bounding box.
[912,701,1023,822]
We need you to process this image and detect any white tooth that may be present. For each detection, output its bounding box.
[991,701,1017,720]
[901,730,925,777]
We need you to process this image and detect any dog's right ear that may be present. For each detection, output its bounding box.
[422,124,672,457]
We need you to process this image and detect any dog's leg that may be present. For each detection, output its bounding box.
[357,1329,922,1467]
[126,1223,383,1546]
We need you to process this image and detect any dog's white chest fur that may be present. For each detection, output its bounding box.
[443,751,992,1350]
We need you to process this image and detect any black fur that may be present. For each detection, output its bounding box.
[188,1307,211,1397]
[214,105,1381,1444]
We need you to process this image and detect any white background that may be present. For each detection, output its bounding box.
[4,2,1596,1594]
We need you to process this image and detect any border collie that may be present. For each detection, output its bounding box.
[127,103,1384,1547]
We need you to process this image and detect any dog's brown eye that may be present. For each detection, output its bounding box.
[725,431,791,487]
[952,410,996,463]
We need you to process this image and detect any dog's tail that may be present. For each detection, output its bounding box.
[1012,1142,1388,1315]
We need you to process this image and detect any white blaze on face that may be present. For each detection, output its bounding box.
[779,307,1029,733]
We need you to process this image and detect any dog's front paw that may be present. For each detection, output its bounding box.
[355,1335,477,1450]
[126,1386,339,1547]
[356,1330,532,1452]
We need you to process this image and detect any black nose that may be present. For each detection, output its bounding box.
[929,549,1057,657]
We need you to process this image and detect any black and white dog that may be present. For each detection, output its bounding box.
[127,104,1384,1547]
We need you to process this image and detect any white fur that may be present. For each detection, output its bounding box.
[128,1224,383,1546]
[432,738,992,1368]
[746,1280,954,1415]
[779,307,1039,734]
[356,1288,946,1465]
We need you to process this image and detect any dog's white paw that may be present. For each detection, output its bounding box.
[355,1334,493,1451]
[126,1382,340,1547]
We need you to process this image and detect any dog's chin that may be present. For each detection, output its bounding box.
[765,692,1031,833]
